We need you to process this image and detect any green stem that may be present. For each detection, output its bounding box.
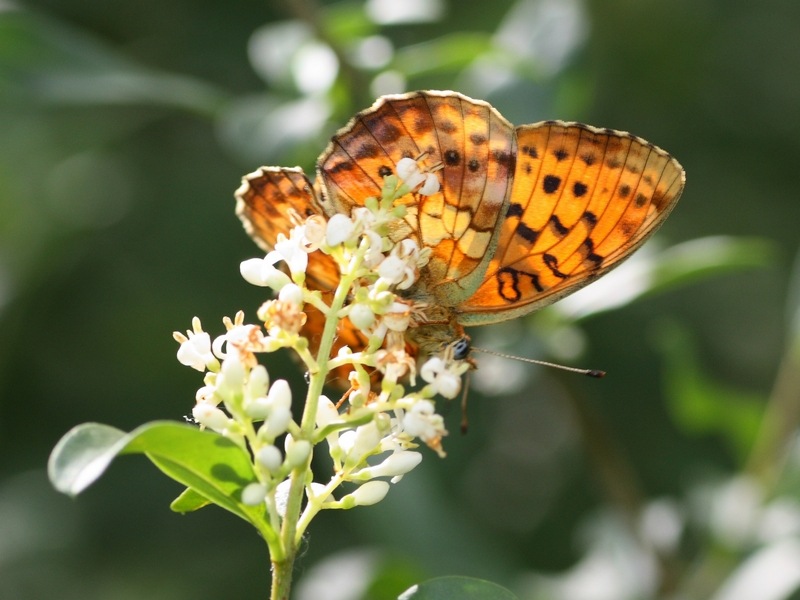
[270,242,367,600]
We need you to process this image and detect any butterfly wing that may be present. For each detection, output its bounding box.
[317,90,517,306]
[235,166,374,387]
[235,166,341,291]
[457,121,685,325]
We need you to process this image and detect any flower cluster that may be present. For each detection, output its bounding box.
[173,161,469,533]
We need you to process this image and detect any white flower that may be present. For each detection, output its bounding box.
[341,421,382,466]
[326,214,356,246]
[377,239,421,290]
[212,323,266,361]
[349,480,390,506]
[278,283,304,305]
[401,399,446,443]
[396,157,425,188]
[243,365,270,418]
[245,396,269,419]
[396,157,440,196]
[377,255,406,283]
[316,396,342,452]
[241,224,316,288]
[239,256,292,289]
[420,356,464,399]
[174,317,219,372]
[273,225,314,275]
[304,214,327,246]
[262,407,292,438]
[383,301,412,332]
[362,229,385,268]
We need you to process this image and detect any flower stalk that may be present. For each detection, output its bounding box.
[173,168,467,599]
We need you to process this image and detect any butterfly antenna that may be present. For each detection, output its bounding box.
[470,346,606,378]
[460,371,471,435]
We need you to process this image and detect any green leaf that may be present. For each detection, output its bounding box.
[47,422,130,496]
[48,421,271,534]
[651,236,776,290]
[398,576,519,600]
[171,487,212,513]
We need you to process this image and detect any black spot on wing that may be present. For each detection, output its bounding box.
[543,175,561,194]
[543,253,568,278]
[516,221,538,243]
[549,215,568,236]
[507,202,524,218]
[444,150,461,166]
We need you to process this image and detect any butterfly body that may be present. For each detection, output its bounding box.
[236,90,685,378]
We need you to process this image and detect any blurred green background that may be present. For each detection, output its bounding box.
[3,0,800,598]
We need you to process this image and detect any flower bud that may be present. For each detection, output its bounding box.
[418,173,440,196]
[349,303,376,330]
[241,482,267,506]
[256,445,283,473]
[267,379,292,411]
[349,481,390,506]
[286,439,312,468]
[326,214,356,246]
[262,406,292,438]
[360,451,422,479]
[247,365,269,399]
[192,402,231,432]
[344,422,382,466]
[316,396,339,427]
[245,397,269,419]
[216,355,246,404]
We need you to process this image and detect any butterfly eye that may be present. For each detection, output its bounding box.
[452,336,471,361]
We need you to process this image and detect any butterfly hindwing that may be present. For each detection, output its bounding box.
[458,122,685,325]
[235,166,341,291]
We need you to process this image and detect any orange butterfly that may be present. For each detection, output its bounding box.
[235,90,685,383]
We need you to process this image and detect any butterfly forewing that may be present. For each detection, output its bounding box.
[317,91,516,306]
[457,121,685,325]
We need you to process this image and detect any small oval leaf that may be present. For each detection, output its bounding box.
[48,422,130,496]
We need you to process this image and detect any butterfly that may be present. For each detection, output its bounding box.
[235,90,685,384]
